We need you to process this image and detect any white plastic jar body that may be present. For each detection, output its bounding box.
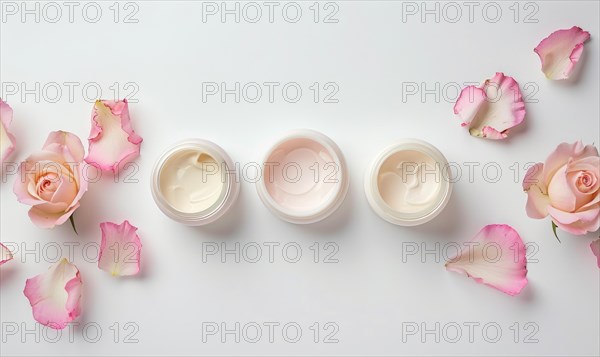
[365,139,452,226]
[256,129,349,224]
[151,139,240,226]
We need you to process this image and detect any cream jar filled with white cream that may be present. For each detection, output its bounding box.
[151,139,240,225]
[365,139,452,226]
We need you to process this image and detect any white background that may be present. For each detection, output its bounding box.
[1,1,599,356]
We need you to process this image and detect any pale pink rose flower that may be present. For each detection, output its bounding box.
[523,141,599,235]
[13,131,88,229]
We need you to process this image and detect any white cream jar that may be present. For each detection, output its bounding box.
[256,129,349,224]
[365,139,452,226]
[151,139,240,225]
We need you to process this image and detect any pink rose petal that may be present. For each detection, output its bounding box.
[454,73,526,140]
[23,259,83,329]
[1,243,13,265]
[523,163,551,219]
[85,100,143,173]
[98,220,142,276]
[591,239,600,268]
[43,130,86,163]
[1,99,16,164]
[547,205,600,235]
[534,26,591,80]
[445,224,528,296]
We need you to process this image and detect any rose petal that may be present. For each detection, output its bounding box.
[534,26,591,80]
[591,239,600,268]
[543,141,598,186]
[454,73,526,140]
[0,99,16,164]
[567,155,600,174]
[42,131,85,163]
[523,163,550,219]
[1,243,13,265]
[445,224,528,296]
[580,193,600,210]
[23,259,83,329]
[548,205,600,235]
[547,165,578,212]
[85,100,143,173]
[28,202,77,229]
[548,205,598,225]
[98,220,142,276]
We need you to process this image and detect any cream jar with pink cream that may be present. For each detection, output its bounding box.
[256,129,349,224]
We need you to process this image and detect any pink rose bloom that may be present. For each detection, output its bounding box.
[13,131,88,229]
[523,141,600,235]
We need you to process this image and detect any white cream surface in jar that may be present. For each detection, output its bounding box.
[159,150,225,214]
[377,150,442,214]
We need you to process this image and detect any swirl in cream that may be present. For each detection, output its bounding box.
[377,150,442,214]
[159,150,225,213]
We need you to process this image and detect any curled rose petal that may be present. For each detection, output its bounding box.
[445,224,528,296]
[534,26,591,80]
[1,99,16,164]
[454,73,526,140]
[1,243,13,265]
[85,100,143,173]
[23,259,83,329]
[98,220,142,276]
[591,239,600,268]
